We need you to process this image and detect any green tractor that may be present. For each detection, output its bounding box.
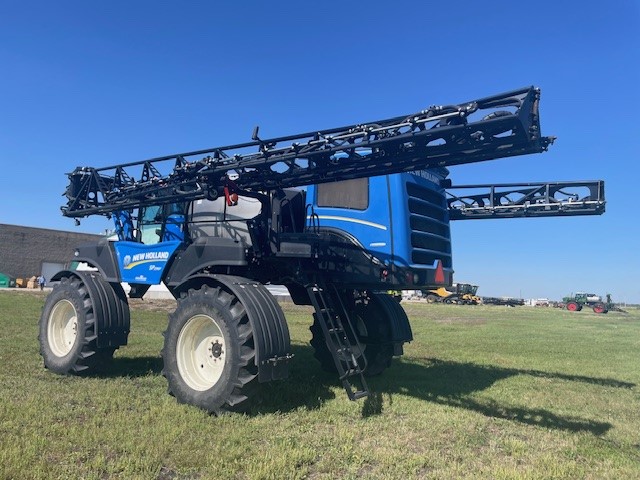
[562,292,612,314]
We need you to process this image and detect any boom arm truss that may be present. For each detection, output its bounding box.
[63,86,553,218]
[447,181,605,220]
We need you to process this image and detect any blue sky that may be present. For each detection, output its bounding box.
[1,1,638,302]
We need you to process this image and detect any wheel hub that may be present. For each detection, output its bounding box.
[210,340,223,360]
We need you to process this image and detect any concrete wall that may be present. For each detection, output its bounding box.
[0,224,102,278]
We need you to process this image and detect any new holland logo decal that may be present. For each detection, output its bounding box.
[123,251,170,269]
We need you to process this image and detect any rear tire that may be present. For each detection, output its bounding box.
[39,276,116,374]
[425,294,439,303]
[162,285,258,414]
[310,292,394,377]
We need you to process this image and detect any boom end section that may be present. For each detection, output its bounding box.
[447,180,605,220]
[61,168,107,218]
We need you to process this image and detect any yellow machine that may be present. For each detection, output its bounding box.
[456,283,481,304]
[424,283,480,304]
[424,287,455,303]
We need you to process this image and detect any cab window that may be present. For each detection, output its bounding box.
[316,177,369,210]
[139,205,162,244]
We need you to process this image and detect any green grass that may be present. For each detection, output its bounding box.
[1,290,639,479]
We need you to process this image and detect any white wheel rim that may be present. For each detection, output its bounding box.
[177,314,226,391]
[48,299,78,357]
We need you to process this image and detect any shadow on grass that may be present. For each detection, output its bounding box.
[93,356,164,378]
[92,345,339,413]
[361,357,634,434]
[95,345,633,434]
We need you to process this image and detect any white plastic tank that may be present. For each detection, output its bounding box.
[189,195,262,246]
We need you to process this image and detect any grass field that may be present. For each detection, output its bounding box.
[1,290,639,479]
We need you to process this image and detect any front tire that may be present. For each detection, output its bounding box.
[162,285,258,414]
[39,276,115,374]
[425,294,439,303]
[592,303,608,314]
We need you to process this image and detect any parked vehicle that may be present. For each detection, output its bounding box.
[561,293,621,314]
[38,87,605,413]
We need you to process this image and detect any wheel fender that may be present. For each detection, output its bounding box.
[50,269,79,283]
[174,274,291,383]
[73,240,121,282]
[371,293,413,344]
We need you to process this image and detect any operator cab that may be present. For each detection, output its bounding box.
[138,203,187,244]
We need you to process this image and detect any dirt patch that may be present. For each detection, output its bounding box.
[433,317,488,325]
[128,298,177,313]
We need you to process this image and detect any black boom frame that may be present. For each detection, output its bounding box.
[63,87,554,218]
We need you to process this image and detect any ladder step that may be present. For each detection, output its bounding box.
[351,390,369,400]
[342,379,369,401]
[307,280,370,401]
[339,368,362,380]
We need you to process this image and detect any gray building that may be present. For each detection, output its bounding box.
[0,224,102,282]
